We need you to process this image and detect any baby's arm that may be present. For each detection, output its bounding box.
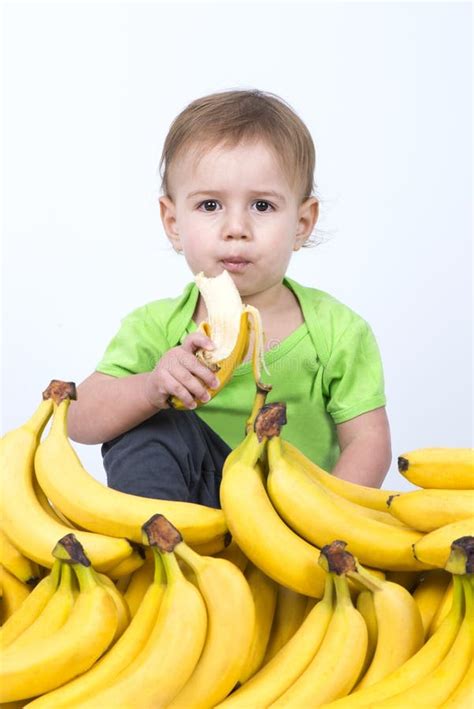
[332,407,392,488]
[67,331,218,444]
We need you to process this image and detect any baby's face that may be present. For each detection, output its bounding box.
[160,139,317,298]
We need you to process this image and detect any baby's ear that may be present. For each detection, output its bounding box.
[159,196,181,250]
[296,197,319,246]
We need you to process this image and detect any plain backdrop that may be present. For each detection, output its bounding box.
[1,0,472,491]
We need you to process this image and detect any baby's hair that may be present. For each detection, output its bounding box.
[159,88,317,207]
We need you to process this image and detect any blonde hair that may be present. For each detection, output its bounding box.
[159,89,317,204]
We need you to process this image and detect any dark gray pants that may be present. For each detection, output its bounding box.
[101,409,232,509]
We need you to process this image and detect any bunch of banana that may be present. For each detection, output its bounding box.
[0,528,39,585]
[169,269,270,409]
[33,380,227,548]
[0,384,134,572]
[321,536,474,708]
[0,534,118,704]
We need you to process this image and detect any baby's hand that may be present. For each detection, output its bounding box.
[144,332,220,410]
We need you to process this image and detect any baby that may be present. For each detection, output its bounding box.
[68,89,391,506]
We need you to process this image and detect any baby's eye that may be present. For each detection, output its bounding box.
[198,200,220,212]
[253,200,274,212]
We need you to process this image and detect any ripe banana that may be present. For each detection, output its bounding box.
[263,584,308,664]
[356,591,378,679]
[398,447,474,489]
[442,654,474,708]
[219,403,325,597]
[267,431,429,571]
[376,575,473,707]
[214,538,248,573]
[123,551,155,617]
[0,528,39,585]
[271,545,368,707]
[387,489,474,531]
[0,566,30,622]
[412,569,452,638]
[9,561,76,651]
[217,574,334,708]
[0,547,118,702]
[321,572,464,708]
[428,577,454,637]
[0,393,133,572]
[0,561,61,648]
[413,518,474,568]
[169,540,255,709]
[26,548,166,708]
[95,571,130,641]
[73,524,208,709]
[282,438,398,512]
[238,562,278,685]
[34,384,227,546]
[351,566,424,690]
[105,548,146,579]
[169,270,269,409]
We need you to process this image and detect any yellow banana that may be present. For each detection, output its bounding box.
[351,566,424,690]
[169,270,269,409]
[95,571,130,641]
[442,655,474,708]
[0,528,39,585]
[0,546,118,703]
[9,562,76,651]
[356,591,378,680]
[168,540,255,709]
[267,431,429,571]
[263,584,308,664]
[216,574,334,708]
[0,561,61,648]
[271,545,368,707]
[220,403,326,597]
[398,447,474,489]
[429,577,454,637]
[25,548,166,709]
[190,533,228,555]
[105,548,146,579]
[0,566,30,622]
[34,386,227,546]
[282,438,398,512]
[413,518,474,568]
[73,518,207,709]
[238,562,278,684]
[376,575,473,707]
[0,393,133,572]
[123,551,155,617]
[321,572,464,708]
[214,538,248,573]
[412,569,452,638]
[388,489,474,531]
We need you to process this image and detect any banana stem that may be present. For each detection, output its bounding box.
[445,536,474,575]
[151,547,166,585]
[348,561,385,593]
[333,573,353,607]
[25,399,54,437]
[49,558,63,589]
[160,550,182,585]
[73,562,98,593]
[245,384,272,435]
[174,541,203,573]
[51,400,70,438]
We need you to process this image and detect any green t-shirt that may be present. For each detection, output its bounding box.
[96,277,386,472]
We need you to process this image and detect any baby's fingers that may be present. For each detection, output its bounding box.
[182,331,215,354]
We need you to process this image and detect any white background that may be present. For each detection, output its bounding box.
[2,0,472,491]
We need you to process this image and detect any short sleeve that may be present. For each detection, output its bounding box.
[322,318,386,424]
[96,305,170,377]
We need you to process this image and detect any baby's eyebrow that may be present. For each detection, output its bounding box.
[186,189,286,202]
